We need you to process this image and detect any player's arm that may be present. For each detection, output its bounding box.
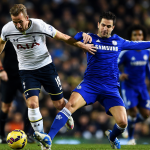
[0,37,6,54]
[53,30,96,55]
[118,51,128,81]
[146,61,150,80]
[0,38,8,81]
[122,39,150,50]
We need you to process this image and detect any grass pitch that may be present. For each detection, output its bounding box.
[0,144,150,150]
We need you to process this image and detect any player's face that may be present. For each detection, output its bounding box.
[98,18,114,38]
[131,30,144,41]
[11,12,29,32]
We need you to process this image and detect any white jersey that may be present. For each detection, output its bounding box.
[1,18,57,70]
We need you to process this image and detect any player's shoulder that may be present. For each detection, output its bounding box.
[30,18,45,25]
[87,32,96,37]
[1,21,15,36]
[2,21,14,31]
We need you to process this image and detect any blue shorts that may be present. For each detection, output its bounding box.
[73,80,125,116]
[121,84,150,110]
[19,63,63,100]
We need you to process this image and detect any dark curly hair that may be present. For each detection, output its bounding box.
[127,24,147,40]
[99,11,116,26]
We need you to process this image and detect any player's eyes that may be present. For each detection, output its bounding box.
[107,26,111,28]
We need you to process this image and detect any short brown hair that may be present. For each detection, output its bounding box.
[99,11,116,26]
[10,4,27,17]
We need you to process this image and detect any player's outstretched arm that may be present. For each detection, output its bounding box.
[53,30,96,55]
[0,38,6,54]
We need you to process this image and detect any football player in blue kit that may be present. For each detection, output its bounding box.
[33,12,150,149]
[118,25,150,145]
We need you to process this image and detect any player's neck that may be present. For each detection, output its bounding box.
[97,34,111,38]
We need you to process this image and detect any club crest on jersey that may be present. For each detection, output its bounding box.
[143,55,148,60]
[48,25,53,31]
[112,40,117,45]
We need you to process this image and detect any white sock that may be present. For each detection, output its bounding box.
[28,107,44,132]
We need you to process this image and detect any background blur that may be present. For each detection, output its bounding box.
[0,0,150,142]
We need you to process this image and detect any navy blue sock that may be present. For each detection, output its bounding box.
[110,124,126,142]
[128,114,144,139]
[127,116,135,140]
[135,113,144,123]
[0,110,8,137]
[48,107,71,140]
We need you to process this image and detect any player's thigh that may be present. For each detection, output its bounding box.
[102,87,125,116]
[66,92,87,114]
[139,107,150,119]
[40,63,63,101]
[139,87,150,111]
[121,86,138,109]
[1,79,20,103]
[71,81,98,113]
[19,70,41,100]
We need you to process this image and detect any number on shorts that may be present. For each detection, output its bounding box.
[146,100,150,108]
[55,76,62,90]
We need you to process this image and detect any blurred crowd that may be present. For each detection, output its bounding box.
[0,0,150,140]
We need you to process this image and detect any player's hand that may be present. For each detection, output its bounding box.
[119,73,128,81]
[83,44,97,55]
[82,33,92,44]
[0,70,8,81]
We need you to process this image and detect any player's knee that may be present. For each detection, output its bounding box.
[117,119,127,128]
[27,100,38,108]
[53,99,66,110]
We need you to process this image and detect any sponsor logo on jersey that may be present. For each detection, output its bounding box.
[96,39,101,43]
[130,61,147,66]
[95,45,118,51]
[17,43,40,49]
[13,39,18,42]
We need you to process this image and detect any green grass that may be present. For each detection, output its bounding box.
[0,144,150,150]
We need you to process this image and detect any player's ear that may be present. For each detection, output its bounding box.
[26,15,29,20]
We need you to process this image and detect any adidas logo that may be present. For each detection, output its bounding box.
[96,39,101,43]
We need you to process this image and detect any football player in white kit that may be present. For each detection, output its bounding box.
[0,4,96,150]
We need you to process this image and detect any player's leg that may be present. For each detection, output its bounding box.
[19,70,43,133]
[102,87,127,149]
[33,92,86,149]
[105,106,127,149]
[0,80,18,143]
[33,81,97,149]
[121,85,139,143]
[41,63,74,130]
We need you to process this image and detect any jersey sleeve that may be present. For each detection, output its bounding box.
[1,25,7,41]
[74,32,84,41]
[121,38,150,50]
[40,20,57,38]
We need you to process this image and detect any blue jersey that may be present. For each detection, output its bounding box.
[118,50,150,88]
[74,32,150,88]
